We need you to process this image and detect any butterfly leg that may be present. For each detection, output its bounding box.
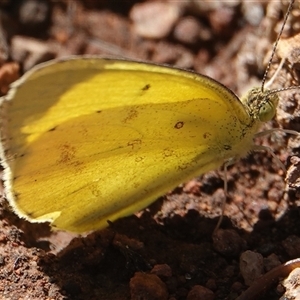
[213,158,236,233]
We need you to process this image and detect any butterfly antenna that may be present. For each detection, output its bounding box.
[267,85,300,96]
[261,0,295,92]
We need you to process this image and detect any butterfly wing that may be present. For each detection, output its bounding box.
[0,58,257,232]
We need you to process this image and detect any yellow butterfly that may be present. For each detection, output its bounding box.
[0,2,297,233]
[0,56,282,233]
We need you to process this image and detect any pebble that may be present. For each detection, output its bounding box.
[213,229,246,256]
[151,264,172,279]
[239,250,264,286]
[173,17,210,44]
[130,272,168,300]
[186,285,214,300]
[0,62,19,94]
[209,6,235,35]
[17,0,51,34]
[130,2,182,39]
[242,2,264,26]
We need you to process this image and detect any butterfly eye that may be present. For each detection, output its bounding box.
[258,94,278,122]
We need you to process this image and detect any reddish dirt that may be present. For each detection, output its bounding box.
[0,1,300,299]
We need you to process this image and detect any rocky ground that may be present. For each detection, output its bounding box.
[0,1,300,299]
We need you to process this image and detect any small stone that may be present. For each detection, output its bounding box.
[0,62,19,94]
[130,2,182,39]
[174,17,207,44]
[130,272,168,300]
[187,285,214,300]
[242,2,264,26]
[209,6,235,35]
[239,250,264,286]
[213,229,246,256]
[17,0,51,34]
[151,264,172,279]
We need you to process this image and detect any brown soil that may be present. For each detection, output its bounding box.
[0,1,300,299]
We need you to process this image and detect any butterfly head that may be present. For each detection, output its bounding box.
[242,87,279,123]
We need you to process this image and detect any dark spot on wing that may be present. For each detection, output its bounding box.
[142,84,150,91]
[174,121,184,129]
